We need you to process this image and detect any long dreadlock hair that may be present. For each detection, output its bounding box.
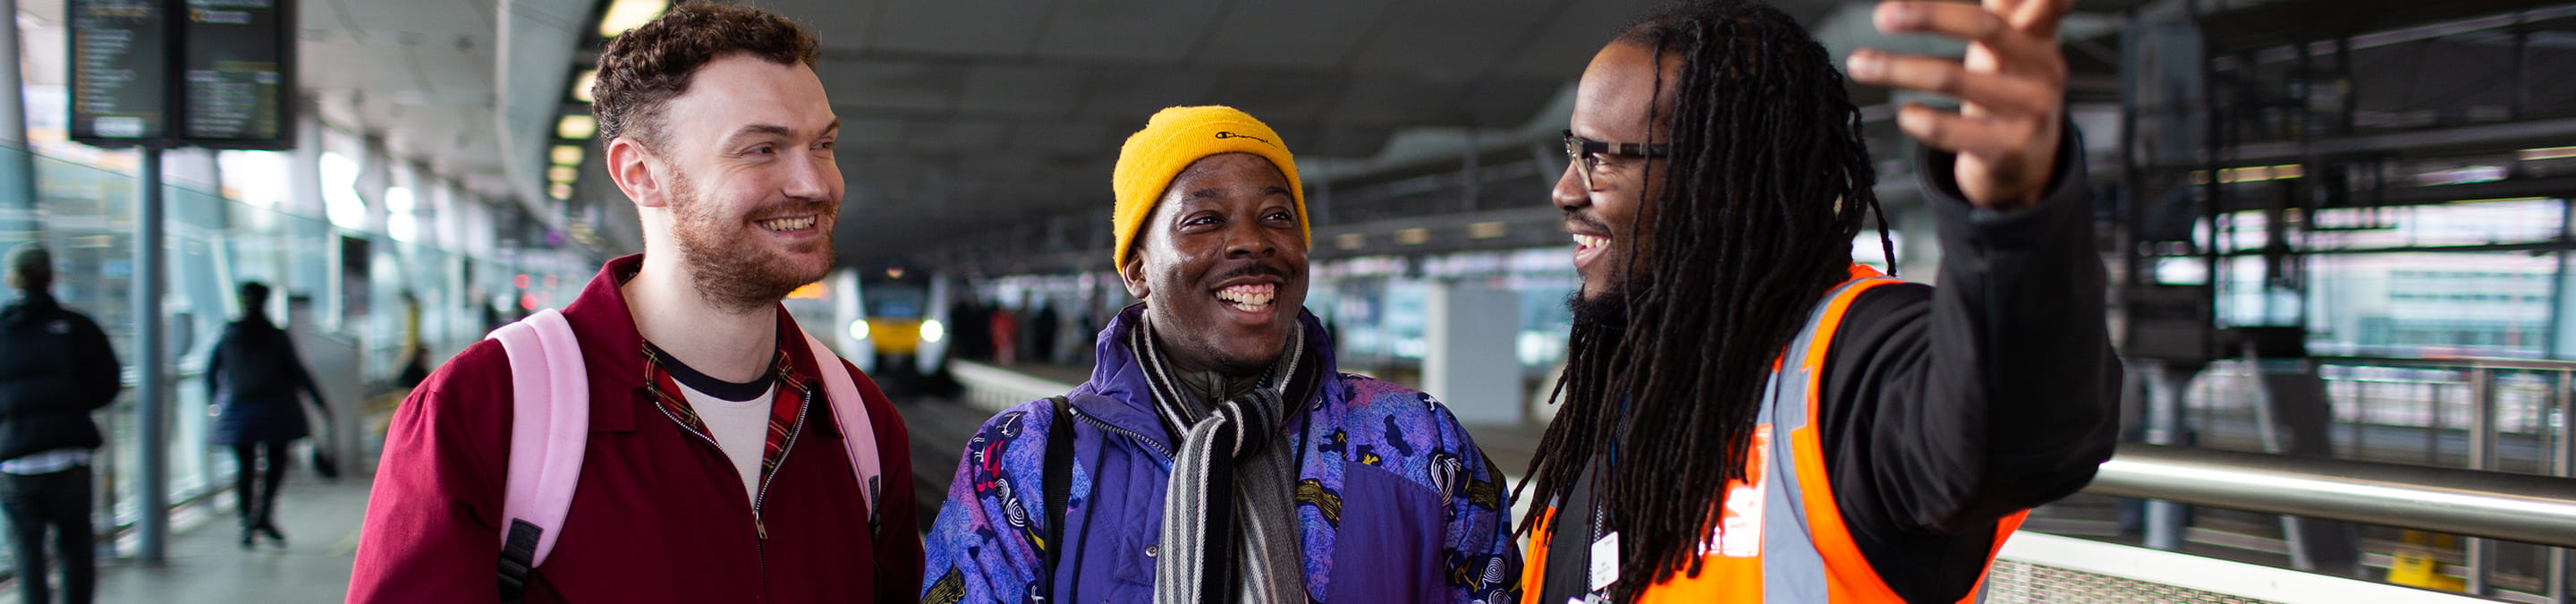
[1513,0,1893,597]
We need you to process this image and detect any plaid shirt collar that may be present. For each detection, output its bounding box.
[640,341,815,515]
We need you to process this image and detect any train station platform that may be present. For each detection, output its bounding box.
[2,360,2535,604]
[0,472,365,604]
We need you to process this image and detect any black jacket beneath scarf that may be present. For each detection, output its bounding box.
[0,291,120,462]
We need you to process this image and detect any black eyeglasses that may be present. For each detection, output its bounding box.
[1563,130,1670,190]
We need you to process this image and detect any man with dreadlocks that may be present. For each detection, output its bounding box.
[1519,0,2117,602]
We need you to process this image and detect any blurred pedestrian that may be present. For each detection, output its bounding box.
[205,281,331,549]
[1030,301,1058,364]
[0,243,115,604]
[988,302,1019,365]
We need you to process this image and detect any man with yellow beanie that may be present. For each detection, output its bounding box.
[923,106,1522,604]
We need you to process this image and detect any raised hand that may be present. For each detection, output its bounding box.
[1845,0,2072,210]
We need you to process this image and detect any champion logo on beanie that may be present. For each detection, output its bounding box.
[1213,132,1274,146]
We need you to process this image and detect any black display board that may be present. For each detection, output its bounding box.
[177,0,292,149]
[68,0,294,149]
[68,0,171,145]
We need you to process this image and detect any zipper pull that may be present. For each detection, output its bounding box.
[757,517,769,540]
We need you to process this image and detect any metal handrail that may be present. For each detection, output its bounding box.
[2090,444,2576,549]
[2302,354,2576,372]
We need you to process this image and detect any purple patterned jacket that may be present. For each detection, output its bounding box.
[922,305,1521,604]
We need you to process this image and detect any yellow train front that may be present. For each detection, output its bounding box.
[783,263,949,376]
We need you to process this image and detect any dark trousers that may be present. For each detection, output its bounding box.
[233,441,290,529]
[0,465,94,604]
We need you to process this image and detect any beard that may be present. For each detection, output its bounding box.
[1568,285,1631,330]
[666,169,834,314]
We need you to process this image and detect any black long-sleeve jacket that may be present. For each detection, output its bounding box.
[0,291,122,461]
[1817,142,2122,601]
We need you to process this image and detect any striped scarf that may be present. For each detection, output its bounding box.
[1133,319,1309,604]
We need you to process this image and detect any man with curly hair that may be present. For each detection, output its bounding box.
[349,4,918,602]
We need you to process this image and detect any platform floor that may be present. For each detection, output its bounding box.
[0,470,367,604]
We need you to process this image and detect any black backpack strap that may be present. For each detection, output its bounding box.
[497,520,543,603]
[1038,396,1075,601]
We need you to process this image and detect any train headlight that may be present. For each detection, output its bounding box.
[847,319,870,341]
[920,319,945,343]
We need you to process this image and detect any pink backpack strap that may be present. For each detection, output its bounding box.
[487,309,589,598]
[801,330,884,536]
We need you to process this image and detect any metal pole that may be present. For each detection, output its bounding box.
[0,0,30,239]
[2350,377,2367,454]
[2118,13,2144,288]
[2474,368,2498,471]
[2336,38,2356,136]
[1460,130,1479,214]
[2554,199,2576,359]
[131,146,166,561]
[2556,370,2572,604]
[2144,362,2189,551]
[2470,367,2497,595]
[2514,24,2532,122]
[2428,379,2444,465]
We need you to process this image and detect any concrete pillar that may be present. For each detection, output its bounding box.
[2551,199,2576,359]
[0,0,36,240]
[287,106,331,310]
[1421,281,1521,424]
[285,99,326,218]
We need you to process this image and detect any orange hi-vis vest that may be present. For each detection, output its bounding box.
[1522,265,2027,603]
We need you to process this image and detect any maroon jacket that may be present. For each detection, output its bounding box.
[349,255,921,603]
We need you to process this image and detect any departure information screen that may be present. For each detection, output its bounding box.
[68,0,170,145]
[177,0,289,148]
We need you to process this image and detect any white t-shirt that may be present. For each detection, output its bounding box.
[677,382,776,502]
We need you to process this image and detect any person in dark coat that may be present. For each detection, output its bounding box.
[204,281,329,548]
[0,243,116,604]
[1029,301,1058,364]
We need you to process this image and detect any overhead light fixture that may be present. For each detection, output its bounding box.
[548,182,573,200]
[556,115,597,140]
[550,144,585,166]
[572,70,598,103]
[2189,163,2307,184]
[2448,196,2550,205]
[1467,221,1508,239]
[597,0,669,38]
[547,166,579,183]
[2418,166,2506,186]
[1335,233,1365,250]
[2521,146,2576,161]
[1395,227,1429,245]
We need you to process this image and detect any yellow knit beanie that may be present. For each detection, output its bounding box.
[1111,106,1306,276]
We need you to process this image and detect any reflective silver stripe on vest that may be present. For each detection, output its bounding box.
[1758,276,1894,602]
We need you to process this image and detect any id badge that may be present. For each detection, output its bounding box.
[1589,531,1621,591]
